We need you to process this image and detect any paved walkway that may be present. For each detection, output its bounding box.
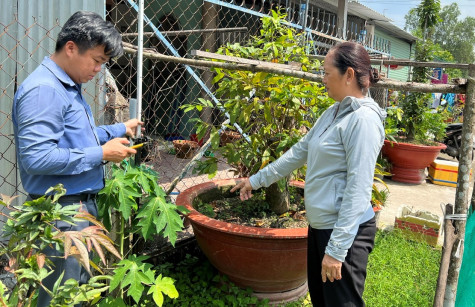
[377,153,473,246]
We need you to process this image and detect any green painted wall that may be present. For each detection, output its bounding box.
[374,29,414,82]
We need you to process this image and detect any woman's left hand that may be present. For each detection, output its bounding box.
[321,254,342,282]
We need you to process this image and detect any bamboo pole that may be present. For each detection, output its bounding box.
[121,27,248,37]
[122,43,467,94]
[439,65,475,307]
[309,54,470,70]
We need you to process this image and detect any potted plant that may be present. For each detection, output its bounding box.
[372,162,391,223]
[382,1,448,184]
[382,94,448,183]
[179,11,331,303]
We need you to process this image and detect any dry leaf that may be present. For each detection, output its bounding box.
[37,253,46,269]
[0,194,19,207]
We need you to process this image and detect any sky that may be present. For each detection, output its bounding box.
[357,0,475,29]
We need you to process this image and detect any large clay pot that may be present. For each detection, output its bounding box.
[176,179,308,303]
[382,140,446,184]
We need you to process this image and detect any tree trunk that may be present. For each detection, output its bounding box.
[265,181,290,215]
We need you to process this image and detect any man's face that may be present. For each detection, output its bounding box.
[67,43,110,84]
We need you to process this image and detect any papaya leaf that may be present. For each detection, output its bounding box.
[136,196,184,245]
[148,274,179,307]
[110,255,153,303]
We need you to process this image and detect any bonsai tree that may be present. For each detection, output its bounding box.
[182,11,332,215]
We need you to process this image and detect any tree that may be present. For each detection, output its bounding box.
[405,2,475,66]
[182,11,331,215]
[416,0,441,39]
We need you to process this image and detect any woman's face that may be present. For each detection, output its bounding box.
[322,52,347,102]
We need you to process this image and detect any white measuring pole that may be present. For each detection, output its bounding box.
[135,0,144,138]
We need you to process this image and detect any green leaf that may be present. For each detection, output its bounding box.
[252,72,268,84]
[148,274,179,307]
[111,255,152,303]
[136,196,184,245]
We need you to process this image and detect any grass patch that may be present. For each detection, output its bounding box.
[155,230,441,306]
[363,229,441,306]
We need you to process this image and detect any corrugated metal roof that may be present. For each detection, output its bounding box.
[348,1,417,42]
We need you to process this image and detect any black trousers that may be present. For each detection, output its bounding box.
[307,217,376,307]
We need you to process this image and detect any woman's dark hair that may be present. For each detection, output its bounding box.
[56,11,123,58]
[328,42,380,91]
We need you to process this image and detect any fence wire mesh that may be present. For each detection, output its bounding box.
[1,0,392,208]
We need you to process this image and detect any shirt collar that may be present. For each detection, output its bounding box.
[41,56,78,87]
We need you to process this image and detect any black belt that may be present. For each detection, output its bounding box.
[28,193,97,202]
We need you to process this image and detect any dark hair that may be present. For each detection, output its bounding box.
[328,42,380,91]
[56,11,123,58]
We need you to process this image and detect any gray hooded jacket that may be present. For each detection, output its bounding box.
[249,96,386,262]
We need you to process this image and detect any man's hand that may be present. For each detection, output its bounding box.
[321,254,342,283]
[102,138,136,163]
[124,119,145,137]
[230,178,253,201]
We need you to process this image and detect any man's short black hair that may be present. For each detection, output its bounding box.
[56,11,123,58]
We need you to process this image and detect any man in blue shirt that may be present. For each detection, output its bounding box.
[12,11,142,306]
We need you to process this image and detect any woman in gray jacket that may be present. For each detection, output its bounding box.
[231,41,386,306]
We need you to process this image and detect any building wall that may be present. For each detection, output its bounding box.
[374,28,414,82]
[0,0,104,229]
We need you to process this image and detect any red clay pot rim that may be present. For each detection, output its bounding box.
[383,139,446,151]
[176,178,308,239]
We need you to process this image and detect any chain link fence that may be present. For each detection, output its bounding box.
[1,0,391,209]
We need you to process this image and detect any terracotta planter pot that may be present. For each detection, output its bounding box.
[382,140,446,184]
[176,179,308,302]
[220,131,241,146]
[172,140,199,159]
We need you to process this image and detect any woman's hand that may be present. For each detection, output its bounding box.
[321,254,342,283]
[230,178,253,201]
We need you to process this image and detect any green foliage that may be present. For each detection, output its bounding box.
[0,165,183,306]
[372,163,391,210]
[96,160,184,305]
[390,92,448,144]
[98,161,188,245]
[0,185,117,306]
[406,3,475,67]
[108,255,178,306]
[157,255,270,306]
[416,0,441,39]
[364,230,441,306]
[154,229,440,306]
[182,10,332,214]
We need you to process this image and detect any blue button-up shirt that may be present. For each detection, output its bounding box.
[12,57,126,195]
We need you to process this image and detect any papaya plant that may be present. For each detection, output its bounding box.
[96,160,187,305]
[182,10,332,215]
[0,160,186,306]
